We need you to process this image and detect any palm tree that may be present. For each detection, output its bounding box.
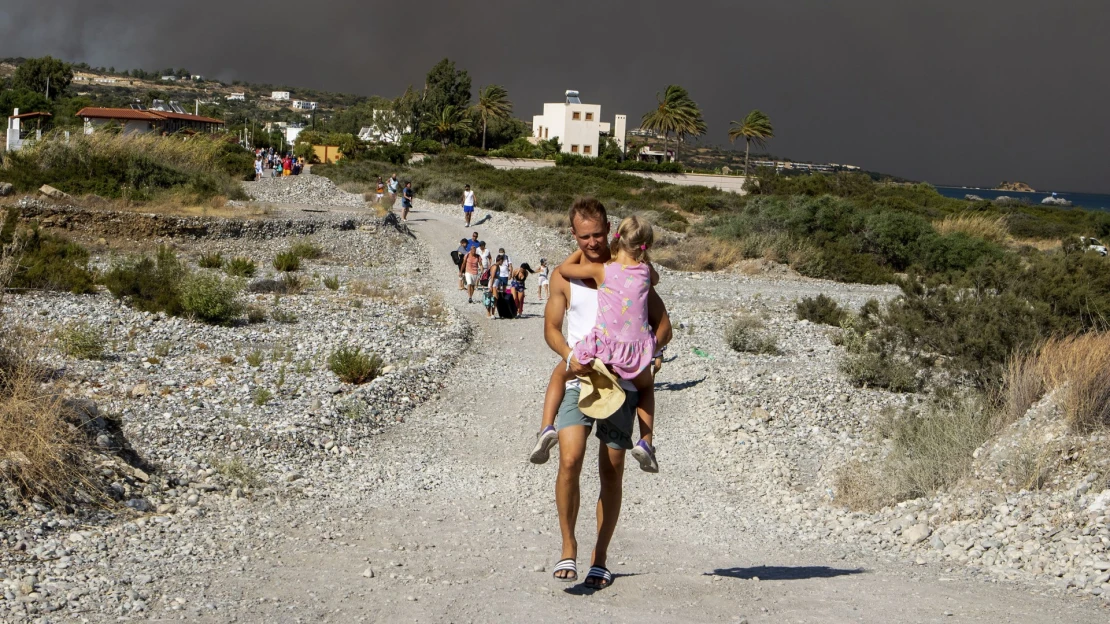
[431,104,473,148]
[728,109,775,176]
[640,85,703,165]
[475,85,512,151]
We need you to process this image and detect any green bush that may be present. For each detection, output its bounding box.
[328,346,383,384]
[273,251,301,272]
[225,256,256,278]
[102,246,186,315]
[179,272,244,325]
[271,308,298,324]
[796,294,847,326]
[323,275,340,291]
[1,209,96,294]
[198,252,223,269]
[55,322,105,360]
[289,241,323,260]
[246,305,267,324]
[724,315,780,355]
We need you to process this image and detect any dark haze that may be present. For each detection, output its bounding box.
[2,1,1108,192]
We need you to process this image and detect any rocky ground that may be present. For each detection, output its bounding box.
[0,175,1105,621]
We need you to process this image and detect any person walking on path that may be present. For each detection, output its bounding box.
[376,176,386,203]
[453,238,468,291]
[401,182,413,221]
[536,258,550,301]
[387,173,399,199]
[254,157,263,181]
[543,197,672,589]
[510,263,534,316]
[460,246,482,304]
[462,184,477,227]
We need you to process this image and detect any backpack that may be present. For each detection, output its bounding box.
[450,250,462,267]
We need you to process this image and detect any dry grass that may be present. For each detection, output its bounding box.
[654,236,742,272]
[1011,238,1061,252]
[1026,333,1110,431]
[349,278,398,301]
[522,211,570,231]
[1001,350,1045,425]
[835,400,996,510]
[0,329,97,505]
[933,214,1010,244]
[86,194,271,219]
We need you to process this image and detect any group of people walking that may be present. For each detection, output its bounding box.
[253,147,302,180]
[453,231,550,319]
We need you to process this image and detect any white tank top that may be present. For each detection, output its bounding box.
[567,278,635,391]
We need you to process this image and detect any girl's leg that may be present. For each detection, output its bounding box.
[532,361,575,464]
[630,369,655,446]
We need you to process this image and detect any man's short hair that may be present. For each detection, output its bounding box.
[459,238,467,245]
[568,197,607,230]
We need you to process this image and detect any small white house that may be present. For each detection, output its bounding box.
[292,100,317,111]
[284,125,305,144]
[160,75,177,82]
[272,91,291,100]
[531,90,624,157]
[5,108,50,152]
[226,93,246,101]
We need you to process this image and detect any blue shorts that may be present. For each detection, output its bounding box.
[463,205,474,213]
[555,386,638,450]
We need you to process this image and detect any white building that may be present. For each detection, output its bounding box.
[358,109,412,144]
[292,100,317,111]
[531,90,624,157]
[160,76,177,82]
[226,93,246,101]
[272,91,291,100]
[284,125,305,144]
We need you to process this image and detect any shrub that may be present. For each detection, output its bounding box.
[271,308,298,324]
[225,256,257,278]
[837,315,920,393]
[281,273,306,294]
[252,387,273,406]
[323,275,340,290]
[56,322,106,360]
[246,350,264,368]
[327,346,383,384]
[273,251,301,272]
[834,400,995,510]
[198,252,224,269]
[0,132,251,201]
[246,305,267,324]
[179,272,244,325]
[102,246,186,315]
[290,240,323,260]
[795,294,847,326]
[1,209,96,294]
[725,314,780,355]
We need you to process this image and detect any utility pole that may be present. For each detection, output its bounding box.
[45,76,50,100]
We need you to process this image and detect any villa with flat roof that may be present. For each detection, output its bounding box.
[531,90,625,157]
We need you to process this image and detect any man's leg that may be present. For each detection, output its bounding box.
[590,442,625,584]
[555,424,588,579]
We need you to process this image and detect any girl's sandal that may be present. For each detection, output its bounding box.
[552,558,578,583]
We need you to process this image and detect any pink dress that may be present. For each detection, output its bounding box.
[573,262,656,380]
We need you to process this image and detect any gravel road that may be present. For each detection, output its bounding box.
[149,200,1105,623]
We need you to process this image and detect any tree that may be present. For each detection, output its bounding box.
[640,85,703,165]
[728,109,775,176]
[474,85,512,151]
[431,105,473,148]
[420,59,471,138]
[11,56,74,100]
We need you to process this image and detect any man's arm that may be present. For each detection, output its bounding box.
[647,288,672,350]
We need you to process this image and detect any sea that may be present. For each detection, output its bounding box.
[934,186,1110,212]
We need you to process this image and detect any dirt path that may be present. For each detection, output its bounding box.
[192,206,1105,623]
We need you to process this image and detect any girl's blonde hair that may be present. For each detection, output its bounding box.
[610,215,654,262]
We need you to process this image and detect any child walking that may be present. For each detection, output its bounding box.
[529,216,660,472]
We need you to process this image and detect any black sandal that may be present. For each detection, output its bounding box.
[584,565,613,589]
[552,558,577,583]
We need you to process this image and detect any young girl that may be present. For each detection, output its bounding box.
[529,216,660,472]
[536,258,550,301]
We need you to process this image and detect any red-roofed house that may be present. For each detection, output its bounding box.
[76,107,225,135]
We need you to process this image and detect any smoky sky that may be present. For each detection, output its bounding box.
[2,1,1108,192]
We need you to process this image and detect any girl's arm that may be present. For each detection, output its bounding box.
[558,255,605,283]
